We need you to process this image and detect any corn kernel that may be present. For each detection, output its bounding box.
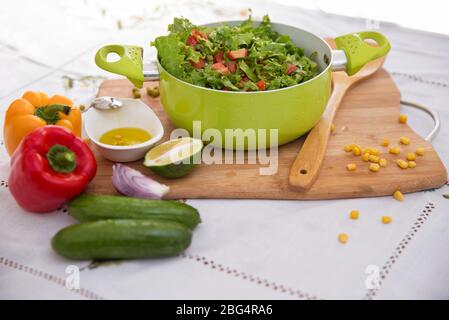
[368,155,380,163]
[398,114,408,123]
[350,210,359,220]
[344,144,353,152]
[406,152,416,161]
[362,153,370,162]
[370,148,380,156]
[369,163,380,172]
[396,159,409,169]
[389,146,400,155]
[379,158,387,167]
[352,146,362,156]
[330,123,336,133]
[393,190,404,201]
[416,147,425,156]
[382,216,392,224]
[363,147,372,154]
[338,233,349,244]
[347,163,357,171]
[380,138,390,147]
[399,136,410,145]
[408,161,417,168]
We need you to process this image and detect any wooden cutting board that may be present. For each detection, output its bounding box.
[87,69,447,199]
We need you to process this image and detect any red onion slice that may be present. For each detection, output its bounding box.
[112,163,169,199]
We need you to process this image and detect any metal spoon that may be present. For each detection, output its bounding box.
[83,96,123,112]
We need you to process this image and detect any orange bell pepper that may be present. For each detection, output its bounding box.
[3,91,81,155]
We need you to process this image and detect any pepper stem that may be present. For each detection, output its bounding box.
[35,104,71,125]
[46,144,77,173]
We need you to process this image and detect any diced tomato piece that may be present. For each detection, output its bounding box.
[227,61,237,73]
[286,64,298,75]
[227,48,248,60]
[213,50,224,63]
[211,62,229,74]
[190,58,206,69]
[186,35,198,47]
[256,80,266,91]
[191,29,205,40]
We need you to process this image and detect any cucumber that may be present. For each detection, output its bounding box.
[68,195,200,229]
[51,219,192,260]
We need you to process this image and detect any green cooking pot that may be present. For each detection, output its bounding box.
[95,22,390,150]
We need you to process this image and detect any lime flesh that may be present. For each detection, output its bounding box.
[143,137,203,179]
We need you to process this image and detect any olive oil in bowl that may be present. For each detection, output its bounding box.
[99,127,152,146]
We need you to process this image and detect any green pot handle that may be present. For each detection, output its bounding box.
[95,44,144,88]
[335,31,391,75]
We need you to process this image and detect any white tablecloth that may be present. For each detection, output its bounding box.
[1,0,448,300]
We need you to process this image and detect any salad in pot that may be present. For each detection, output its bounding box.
[152,15,319,91]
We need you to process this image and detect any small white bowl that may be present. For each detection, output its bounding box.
[84,98,164,162]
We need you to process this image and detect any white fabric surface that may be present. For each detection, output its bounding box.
[0,0,448,300]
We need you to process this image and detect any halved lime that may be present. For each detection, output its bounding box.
[143,137,203,179]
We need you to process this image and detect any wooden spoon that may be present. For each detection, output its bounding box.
[289,52,385,190]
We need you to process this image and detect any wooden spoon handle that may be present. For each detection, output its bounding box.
[289,74,350,190]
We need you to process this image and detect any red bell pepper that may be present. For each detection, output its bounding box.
[9,126,97,213]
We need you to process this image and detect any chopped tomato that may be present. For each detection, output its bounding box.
[227,61,237,73]
[186,35,198,47]
[191,29,205,40]
[286,64,298,75]
[213,50,224,63]
[256,79,266,91]
[190,58,206,69]
[211,62,229,74]
[227,48,248,60]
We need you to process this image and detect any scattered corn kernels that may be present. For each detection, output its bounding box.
[350,210,359,220]
[389,146,400,155]
[406,152,416,161]
[370,148,380,156]
[347,163,357,171]
[393,190,404,201]
[380,138,390,147]
[352,146,362,156]
[330,123,336,133]
[379,158,387,167]
[396,159,409,169]
[368,155,380,163]
[338,233,349,244]
[399,136,410,145]
[369,163,380,172]
[362,153,370,162]
[416,147,425,156]
[146,86,160,98]
[408,161,417,168]
[382,216,392,224]
[398,114,408,124]
[364,147,372,154]
[344,144,353,152]
[132,87,141,99]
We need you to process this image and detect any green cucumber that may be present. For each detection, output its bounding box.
[51,219,192,260]
[68,195,200,229]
